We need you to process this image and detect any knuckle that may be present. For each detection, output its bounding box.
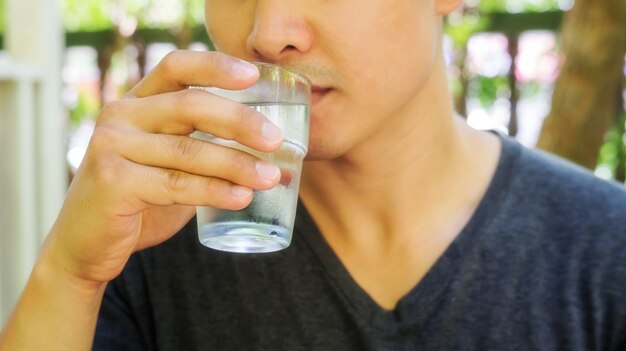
[87,127,125,186]
[98,100,125,124]
[178,88,205,109]
[89,125,119,154]
[174,136,201,161]
[230,151,256,175]
[158,50,184,77]
[91,153,124,188]
[166,170,188,194]
[209,52,232,71]
[233,104,259,130]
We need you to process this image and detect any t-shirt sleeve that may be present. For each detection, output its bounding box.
[93,255,155,351]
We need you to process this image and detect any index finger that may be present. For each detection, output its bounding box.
[127,51,259,98]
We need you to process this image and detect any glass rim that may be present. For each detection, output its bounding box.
[252,62,312,87]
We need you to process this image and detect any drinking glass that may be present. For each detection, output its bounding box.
[192,62,311,253]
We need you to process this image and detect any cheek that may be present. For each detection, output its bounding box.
[334,4,438,102]
[340,35,436,124]
[306,7,439,157]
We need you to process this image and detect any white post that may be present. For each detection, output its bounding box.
[6,0,67,242]
[0,0,66,325]
[0,67,41,326]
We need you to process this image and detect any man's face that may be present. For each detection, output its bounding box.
[205,0,447,160]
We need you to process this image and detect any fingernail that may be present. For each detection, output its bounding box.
[261,122,283,143]
[256,161,280,182]
[231,185,252,198]
[231,60,258,77]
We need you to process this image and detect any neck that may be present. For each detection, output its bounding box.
[299,58,501,251]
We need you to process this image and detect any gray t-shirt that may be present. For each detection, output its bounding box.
[94,136,626,350]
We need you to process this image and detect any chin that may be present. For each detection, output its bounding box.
[304,100,362,161]
[302,137,352,161]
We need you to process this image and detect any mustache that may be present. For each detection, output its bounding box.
[282,62,342,86]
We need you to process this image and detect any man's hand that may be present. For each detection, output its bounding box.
[0,51,282,351]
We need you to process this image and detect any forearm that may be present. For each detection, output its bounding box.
[0,246,106,351]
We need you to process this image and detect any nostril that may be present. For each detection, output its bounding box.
[280,45,298,54]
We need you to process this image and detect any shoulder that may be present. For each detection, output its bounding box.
[501,136,626,233]
[488,137,626,285]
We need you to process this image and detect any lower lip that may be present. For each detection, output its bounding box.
[311,89,331,107]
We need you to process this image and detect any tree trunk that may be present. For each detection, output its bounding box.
[536,0,626,169]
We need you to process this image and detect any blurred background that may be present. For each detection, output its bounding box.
[1,0,625,326]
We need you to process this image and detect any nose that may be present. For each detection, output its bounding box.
[246,1,313,62]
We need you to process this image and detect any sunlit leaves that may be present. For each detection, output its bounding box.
[60,0,205,32]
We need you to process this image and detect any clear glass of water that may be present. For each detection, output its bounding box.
[192,63,311,253]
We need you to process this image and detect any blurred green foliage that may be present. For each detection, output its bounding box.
[470,75,511,107]
[62,1,112,31]
[69,90,100,125]
[0,0,205,33]
[0,0,4,39]
[445,0,565,47]
[477,0,564,13]
[62,0,205,31]
[597,112,626,180]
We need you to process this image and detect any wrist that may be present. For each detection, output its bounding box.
[0,237,107,351]
[37,235,108,296]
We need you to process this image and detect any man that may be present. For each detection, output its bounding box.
[1,0,625,349]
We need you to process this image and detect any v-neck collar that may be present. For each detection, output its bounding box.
[294,135,520,333]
